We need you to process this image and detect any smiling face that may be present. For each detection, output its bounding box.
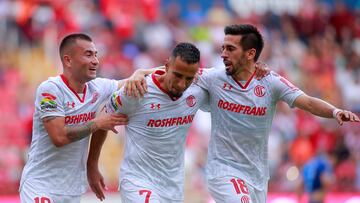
[164,56,199,98]
[63,39,99,83]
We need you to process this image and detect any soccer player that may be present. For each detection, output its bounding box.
[87,42,210,202]
[195,24,359,202]
[19,33,150,203]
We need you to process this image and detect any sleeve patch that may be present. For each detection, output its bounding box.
[41,92,57,100]
[40,92,58,110]
[110,92,122,111]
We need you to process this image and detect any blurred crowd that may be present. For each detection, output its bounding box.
[0,0,359,201]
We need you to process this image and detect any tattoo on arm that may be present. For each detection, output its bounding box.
[65,120,99,142]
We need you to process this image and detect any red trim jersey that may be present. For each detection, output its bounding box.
[195,68,304,190]
[106,71,209,201]
[20,75,118,195]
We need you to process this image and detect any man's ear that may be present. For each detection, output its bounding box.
[63,55,71,67]
[247,48,256,61]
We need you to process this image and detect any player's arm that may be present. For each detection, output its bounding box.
[87,129,108,201]
[43,112,128,147]
[121,66,165,97]
[87,89,137,200]
[293,94,359,125]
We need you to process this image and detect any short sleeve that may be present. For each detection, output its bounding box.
[36,82,65,119]
[93,78,119,99]
[105,88,141,115]
[270,72,304,108]
[199,89,210,112]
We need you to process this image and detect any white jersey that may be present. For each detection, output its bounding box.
[20,75,118,195]
[195,68,304,190]
[106,71,209,201]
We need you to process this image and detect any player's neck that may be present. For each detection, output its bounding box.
[62,73,86,93]
[233,63,256,81]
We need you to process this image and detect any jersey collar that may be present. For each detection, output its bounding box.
[231,69,256,90]
[60,74,87,103]
[152,70,180,101]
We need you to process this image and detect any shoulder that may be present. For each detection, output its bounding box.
[257,71,284,85]
[195,67,224,86]
[37,76,61,91]
[188,83,208,96]
[89,77,115,86]
[199,67,223,76]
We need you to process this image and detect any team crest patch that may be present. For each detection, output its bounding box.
[110,93,122,111]
[254,85,265,97]
[241,195,250,203]
[40,92,57,110]
[186,95,196,107]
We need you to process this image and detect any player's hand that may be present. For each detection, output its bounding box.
[335,110,360,125]
[87,165,107,201]
[95,112,129,133]
[254,61,270,80]
[124,69,148,98]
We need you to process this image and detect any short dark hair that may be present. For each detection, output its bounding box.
[171,42,200,64]
[224,24,264,61]
[59,33,92,57]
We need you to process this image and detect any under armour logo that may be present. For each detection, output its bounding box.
[67,101,75,108]
[150,103,161,109]
[223,83,233,90]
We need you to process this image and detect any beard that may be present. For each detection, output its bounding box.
[225,67,235,75]
[224,57,246,76]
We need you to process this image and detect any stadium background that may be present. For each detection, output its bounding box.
[0,0,360,202]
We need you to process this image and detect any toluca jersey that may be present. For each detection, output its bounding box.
[106,71,209,201]
[195,68,304,190]
[20,75,118,195]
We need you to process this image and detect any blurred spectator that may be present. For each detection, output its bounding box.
[297,151,335,203]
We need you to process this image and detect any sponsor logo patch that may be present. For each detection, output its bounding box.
[40,92,57,110]
[110,93,122,111]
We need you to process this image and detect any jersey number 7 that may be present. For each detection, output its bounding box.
[139,189,152,203]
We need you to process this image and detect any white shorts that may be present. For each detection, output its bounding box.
[207,176,267,203]
[19,180,81,203]
[120,179,182,203]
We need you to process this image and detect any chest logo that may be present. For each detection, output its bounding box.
[223,83,233,90]
[254,85,265,97]
[91,92,99,103]
[67,101,75,108]
[150,103,161,109]
[186,95,196,107]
